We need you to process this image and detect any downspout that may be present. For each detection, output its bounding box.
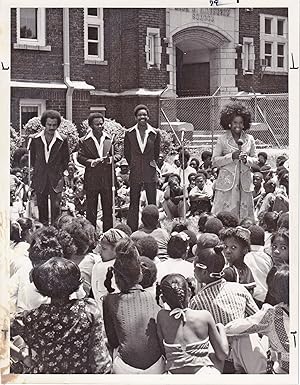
[63,8,74,121]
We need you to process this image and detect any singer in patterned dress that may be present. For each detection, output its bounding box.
[212,103,258,221]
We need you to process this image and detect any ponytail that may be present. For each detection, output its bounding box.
[104,266,115,294]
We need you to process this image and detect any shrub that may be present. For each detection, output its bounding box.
[23,116,79,153]
[10,125,24,166]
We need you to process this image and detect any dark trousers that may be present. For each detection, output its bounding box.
[86,188,113,231]
[127,182,156,232]
[36,180,62,225]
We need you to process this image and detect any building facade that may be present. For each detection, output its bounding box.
[10,7,288,131]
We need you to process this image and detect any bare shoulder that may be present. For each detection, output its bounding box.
[157,308,169,322]
[189,308,212,321]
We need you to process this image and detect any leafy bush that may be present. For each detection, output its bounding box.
[159,129,176,157]
[10,125,23,166]
[23,116,79,153]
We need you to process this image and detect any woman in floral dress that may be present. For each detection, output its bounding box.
[11,257,112,374]
[212,103,258,221]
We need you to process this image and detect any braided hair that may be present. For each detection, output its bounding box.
[158,274,189,310]
[112,238,141,293]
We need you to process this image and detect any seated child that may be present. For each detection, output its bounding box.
[189,172,213,215]
[244,225,273,308]
[187,172,197,194]
[157,274,228,374]
[216,212,239,229]
[225,264,289,374]
[73,179,87,217]
[219,227,256,293]
[135,235,161,264]
[190,244,267,373]
[199,151,212,170]
[139,256,158,297]
[260,211,279,256]
[156,232,194,283]
[204,218,224,237]
[91,228,129,309]
[265,228,289,306]
[163,174,188,219]
[255,180,276,219]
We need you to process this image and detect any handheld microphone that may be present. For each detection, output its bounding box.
[110,133,116,144]
[237,139,244,151]
[180,128,186,142]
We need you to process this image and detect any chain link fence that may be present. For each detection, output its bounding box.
[160,93,288,152]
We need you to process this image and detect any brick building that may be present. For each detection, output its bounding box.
[10,7,288,131]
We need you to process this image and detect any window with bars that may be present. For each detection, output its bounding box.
[84,8,104,62]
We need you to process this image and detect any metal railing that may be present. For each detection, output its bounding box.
[160,93,288,151]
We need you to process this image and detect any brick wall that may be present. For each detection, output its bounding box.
[237,8,288,93]
[11,8,64,81]
[137,9,169,89]
[11,88,66,129]
[120,9,139,90]
[10,8,166,131]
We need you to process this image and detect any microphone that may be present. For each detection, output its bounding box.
[180,128,186,142]
[110,133,116,144]
[237,139,244,151]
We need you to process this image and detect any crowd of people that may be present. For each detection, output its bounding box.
[8,103,290,375]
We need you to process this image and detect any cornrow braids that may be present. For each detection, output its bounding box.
[160,274,189,310]
[104,266,115,294]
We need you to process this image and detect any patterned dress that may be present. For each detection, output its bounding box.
[212,131,257,221]
[11,299,112,374]
[225,303,289,373]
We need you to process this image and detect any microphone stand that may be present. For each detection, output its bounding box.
[27,139,32,218]
[237,139,244,221]
[110,135,116,228]
[180,129,187,222]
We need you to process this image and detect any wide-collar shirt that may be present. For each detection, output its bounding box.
[85,130,110,158]
[36,130,63,163]
[128,124,156,153]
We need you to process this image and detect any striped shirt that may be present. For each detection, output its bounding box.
[189,279,258,325]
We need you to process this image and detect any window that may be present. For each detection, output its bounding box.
[145,28,162,69]
[16,8,46,47]
[265,43,272,67]
[265,18,272,34]
[260,14,288,72]
[277,43,284,67]
[84,8,104,63]
[19,99,46,133]
[242,37,255,74]
[277,19,284,36]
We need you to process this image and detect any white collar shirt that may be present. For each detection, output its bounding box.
[85,130,109,158]
[129,123,156,153]
[36,130,63,163]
